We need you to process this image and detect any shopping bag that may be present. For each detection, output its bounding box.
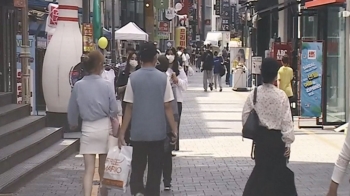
[102,146,133,192]
[188,66,195,76]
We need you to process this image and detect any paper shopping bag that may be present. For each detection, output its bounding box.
[102,146,133,192]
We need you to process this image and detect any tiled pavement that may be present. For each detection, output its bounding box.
[15,71,350,196]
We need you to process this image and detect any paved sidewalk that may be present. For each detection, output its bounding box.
[16,72,350,196]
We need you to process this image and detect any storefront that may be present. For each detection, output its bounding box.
[0,0,18,103]
[303,0,346,125]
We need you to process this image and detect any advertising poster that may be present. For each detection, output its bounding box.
[230,47,252,88]
[82,23,94,52]
[300,41,323,117]
[270,42,292,63]
[16,35,36,114]
[175,27,186,48]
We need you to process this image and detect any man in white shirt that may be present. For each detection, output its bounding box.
[118,42,178,196]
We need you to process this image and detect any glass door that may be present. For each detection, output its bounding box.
[324,6,346,123]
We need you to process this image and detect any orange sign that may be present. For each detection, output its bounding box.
[158,21,169,32]
[175,27,186,48]
[306,0,344,8]
[14,0,25,7]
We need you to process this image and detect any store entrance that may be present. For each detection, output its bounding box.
[300,6,346,125]
[0,4,17,97]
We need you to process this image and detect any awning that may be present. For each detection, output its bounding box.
[204,32,222,46]
[305,0,345,8]
[256,0,300,15]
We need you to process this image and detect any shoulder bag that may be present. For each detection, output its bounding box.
[242,87,259,140]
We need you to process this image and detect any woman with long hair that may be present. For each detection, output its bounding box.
[165,47,188,153]
[116,51,140,144]
[242,58,296,196]
[67,50,120,196]
[156,55,179,192]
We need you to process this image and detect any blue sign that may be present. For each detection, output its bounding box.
[300,41,323,117]
[165,40,174,48]
[16,35,37,114]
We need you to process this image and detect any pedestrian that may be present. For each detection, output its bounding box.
[177,46,188,74]
[201,45,214,91]
[166,48,188,152]
[326,125,350,196]
[118,42,178,196]
[277,54,294,120]
[224,54,231,85]
[116,51,141,144]
[156,55,179,191]
[213,51,224,92]
[241,57,297,196]
[67,50,120,196]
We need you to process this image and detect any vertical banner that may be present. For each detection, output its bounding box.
[300,41,323,117]
[16,35,36,114]
[175,27,186,48]
[82,24,94,53]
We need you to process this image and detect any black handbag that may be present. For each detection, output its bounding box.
[242,87,259,140]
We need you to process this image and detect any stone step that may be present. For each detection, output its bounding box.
[0,104,30,127]
[0,93,12,107]
[0,127,63,175]
[0,139,79,194]
[0,116,46,149]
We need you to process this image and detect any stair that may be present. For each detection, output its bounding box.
[0,92,79,193]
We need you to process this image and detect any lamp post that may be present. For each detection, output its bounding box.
[20,0,31,105]
[111,0,116,65]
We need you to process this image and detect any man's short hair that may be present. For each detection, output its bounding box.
[139,42,157,63]
[281,55,289,64]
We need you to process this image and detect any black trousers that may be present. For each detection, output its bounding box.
[130,140,164,196]
[175,102,182,151]
[225,64,230,83]
[162,144,173,186]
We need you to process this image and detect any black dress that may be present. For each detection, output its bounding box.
[243,126,297,196]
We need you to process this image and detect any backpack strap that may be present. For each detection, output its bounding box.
[253,87,257,105]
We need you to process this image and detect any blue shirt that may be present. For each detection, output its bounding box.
[67,75,119,126]
[213,56,223,74]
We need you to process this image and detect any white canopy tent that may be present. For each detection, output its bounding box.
[204,32,222,47]
[114,22,148,41]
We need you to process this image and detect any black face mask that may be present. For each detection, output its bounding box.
[105,66,111,71]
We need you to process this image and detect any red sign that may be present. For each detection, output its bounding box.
[270,42,292,63]
[306,0,344,8]
[14,0,25,8]
[48,4,59,27]
[175,0,189,15]
[158,21,169,32]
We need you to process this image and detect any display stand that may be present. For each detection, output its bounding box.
[232,67,249,91]
[230,47,252,91]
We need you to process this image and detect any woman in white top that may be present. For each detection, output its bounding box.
[327,130,350,196]
[166,47,188,151]
[241,58,296,196]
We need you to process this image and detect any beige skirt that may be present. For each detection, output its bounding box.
[80,117,111,155]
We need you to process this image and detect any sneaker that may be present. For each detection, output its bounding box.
[209,83,213,91]
[204,89,207,92]
[219,88,222,92]
[164,186,171,191]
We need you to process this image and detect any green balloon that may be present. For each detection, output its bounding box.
[93,0,101,41]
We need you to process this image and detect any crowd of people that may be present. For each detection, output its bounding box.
[66,40,350,196]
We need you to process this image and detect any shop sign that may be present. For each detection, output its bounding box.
[175,27,186,48]
[300,41,323,117]
[158,21,170,32]
[306,0,345,8]
[270,42,292,63]
[220,0,231,31]
[14,0,25,8]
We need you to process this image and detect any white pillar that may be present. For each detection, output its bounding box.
[211,0,217,31]
[278,0,287,42]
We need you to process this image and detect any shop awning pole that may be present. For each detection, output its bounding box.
[345,0,350,122]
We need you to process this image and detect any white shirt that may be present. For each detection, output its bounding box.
[242,84,295,147]
[123,78,174,103]
[101,69,115,85]
[331,131,350,183]
[166,68,188,103]
[177,51,188,66]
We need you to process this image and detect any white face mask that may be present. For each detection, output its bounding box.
[129,60,138,68]
[166,55,175,63]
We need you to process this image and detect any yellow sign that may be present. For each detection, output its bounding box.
[175,27,186,48]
